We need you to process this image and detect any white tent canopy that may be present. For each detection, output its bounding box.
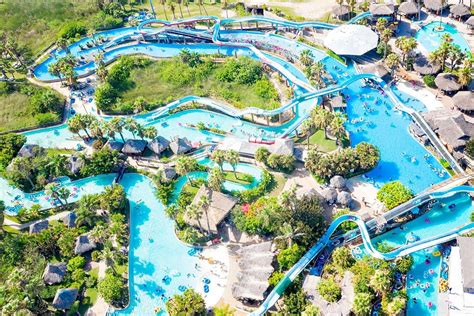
[324,24,379,56]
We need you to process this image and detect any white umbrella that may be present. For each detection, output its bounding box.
[324,24,379,56]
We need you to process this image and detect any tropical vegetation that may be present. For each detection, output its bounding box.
[377,181,414,210]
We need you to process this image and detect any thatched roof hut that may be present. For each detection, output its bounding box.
[184,185,237,234]
[337,191,353,207]
[271,139,294,156]
[369,3,395,16]
[170,137,192,155]
[122,139,147,155]
[147,136,170,155]
[435,73,461,92]
[18,144,43,158]
[452,91,474,113]
[413,56,441,75]
[52,288,78,310]
[159,166,177,182]
[424,0,448,12]
[450,4,470,18]
[43,262,67,285]
[466,16,474,28]
[330,175,347,190]
[330,95,346,110]
[424,111,474,151]
[332,5,351,19]
[74,234,97,255]
[105,140,124,152]
[322,188,338,204]
[29,220,49,234]
[398,1,419,16]
[62,212,76,228]
[68,155,84,175]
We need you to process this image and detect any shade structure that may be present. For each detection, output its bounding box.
[450,4,470,17]
[369,3,395,16]
[435,73,461,92]
[399,1,420,16]
[452,91,474,112]
[424,0,448,12]
[413,56,441,75]
[332,4,351,17]
[466,16,474,27]
[324,25,379,56]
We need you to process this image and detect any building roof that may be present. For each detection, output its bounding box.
[232,241,274,302]
[466,16,474,27]
[369,3,395,15]
[68,155,84,174]
[169,137,193,155]
[457,237,474,290]
[330,95,346,108]
[105,140,124,152]
[122,139,147,155]
[62,212,76,228]
[452,91,474,112]
[18,144,43,158]
[324,25,379,56]
[160,166,177,182]
[43,262,67,285]
[361,64,390,79]
[217,137,294,157]
[398,1,419,15]
[74,234,97,255]
[52,288,78,310]
[147,136,170,155]
[337,191,353,207]
[184,185,237,234]
[424,0,448,11]
[332,4,351,17]
[413,56,441,75]
[450,4,470,17]
[29,220,49,234]
[271,138,294,156]
[425,112,474,150]
[330,175,347,189]
[435,73,461,92]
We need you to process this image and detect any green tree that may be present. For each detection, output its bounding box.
[466,138,474,159]
[68,256,86,272]
[186,203,203,232]
[332,247,355,270]
[175,156,197,185]
[166,288,206,316]
[44,182,64,206]
[277,244,304,270]
[302,304,321,316]
[283,288,308,315]
[394,36,417,68]
[208,167,224,192]
[214,304,235,316]
[275,223,305,247]
[353,292,374,316]
[108,117,126,142]
[0,200,5,237]
[329,112,347,146]
[311,107,334,139]
[457,58,472,88]
[98,270,124,304]
[300,49,314,68]
[211,150,226,170]
[385,53,400,76]
[377,181,414,210]
[370,269,392,296]
[99,184,127,214]
[395,255,414,274]
[255,147,270,164]
[317,277,342,302]
[225,150,240,177]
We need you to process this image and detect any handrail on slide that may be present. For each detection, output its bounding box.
[250,185,474,316]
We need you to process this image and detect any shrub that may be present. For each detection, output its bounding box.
[283,288,308,315]
[92,11,123,30]
[268,271,285,286]
[377,181,414,210]
[353,292,374,315]
[80,147,119,177]
[67,256,86,272]
[466,138,474,159]
[255,147,270,164]
[166,289,206,316]
[235,170,274,203]
[98,270,125,305]
[266,154,295,173]
[395,255,414,274]
[95,83,118,111]
[34,112,60,126]
[58,21,87,39]
[0,133,26,171]
[277,244,304,271]
[333,209,358,233]
[423,75,436,88]
[317,278,342,302]
[30,90,62,113]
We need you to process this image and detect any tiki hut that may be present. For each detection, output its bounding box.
[452,91,474,114]
[29,220,49,234]
[466,16,474,30]
[450,4,470,18]
[398,1,420,17]
[413,56,441,75]
[337,191,353,207]
[332,5,351,20]
[169,137,193,155]
[52,288,78,310]
[159,166,177,182]
[62,212,76,228]
[18,144,43,158]
[68,155,84,175]
[271,138,294,156]
[232,241,274,302]
[423,0,448,12]
[184,185,237,234]
[322,188,338,205]
[330,175,347,190]
[330,95,346,111]
[147,136,170,155]
[74,234,97,255]
[43,262,67,285]
[424,111,474,151]
[121,139,147,156]
[435,73,461,93]
[369,3,395,17]
[105,140,124,152]
[324,25,379,56]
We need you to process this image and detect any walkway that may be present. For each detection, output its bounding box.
[4,210,71,231]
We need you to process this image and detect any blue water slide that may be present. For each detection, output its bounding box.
[250,185,474,316]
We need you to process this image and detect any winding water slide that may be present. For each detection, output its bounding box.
[249,185,474,316]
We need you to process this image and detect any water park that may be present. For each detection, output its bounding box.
[0,1,473,316]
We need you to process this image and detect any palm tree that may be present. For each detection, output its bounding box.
[311,107,334,139]
[160,0,169,20]
[208,167,224,192]
[90,223,109,243]
[183,0,191,16]
[336,0,344,11]
[44,183,64,206]
[9,158,35,189]
[211,150,226,170]
[346,0,356,15]
[223,0,229,18]
[310,61,325,88]
[124,117,138,138]
[225,150,240,178]
[380,28,393,60]
[198,0,208,15]
[109,117,126,142]
[457,59,473,88]
[186,203,203,231]
[299,49,314,68]
[274,223,305,247]
[0,201,5,236]
[56,37,70,54]
[176,156,195,185]
[48,62,65,85]
[447,45,464,71]
[109,213,127,246]
[279,184,297,212]
[99,242,119,274]
[167,0,176,19]
[75,205,97,227]
[89,120,104,139]
[385,53,400,76]
[143,126,158,140]
[394,36,417,68]
[198,194,211,233]
[176,0,184,18]
[57,187,71,206]
[369,269,392,296]
[46,154,69,178]
[375,17,387,35]
[301,119,314,149]
[330,112,347,146]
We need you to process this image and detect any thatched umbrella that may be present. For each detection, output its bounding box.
[369,3,395,16]
[435,73,461,92]
[332,5,351,18]
[52,288,78,310]
[466,16,474,28]
[424,0,447,12]
[399,1,419,16]
[450,4,470,18]
[322,188,338,204]
[337,191,353,207]
[330,175,347,189]
[413,56,441,75]
[452,91,474,113]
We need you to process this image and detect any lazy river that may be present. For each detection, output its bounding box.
[3,15,469,315]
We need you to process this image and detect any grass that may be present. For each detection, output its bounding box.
[223,171,254,185]
[439,158,455,176]
[46,148,75,156]
[268,173,287,197]
[296,129,338,153]
[136,1,223,21]
[118,58,280,111]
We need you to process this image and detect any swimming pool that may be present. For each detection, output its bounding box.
[415,22,471,55]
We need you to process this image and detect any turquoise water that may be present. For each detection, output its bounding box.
[415,22,471,55]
